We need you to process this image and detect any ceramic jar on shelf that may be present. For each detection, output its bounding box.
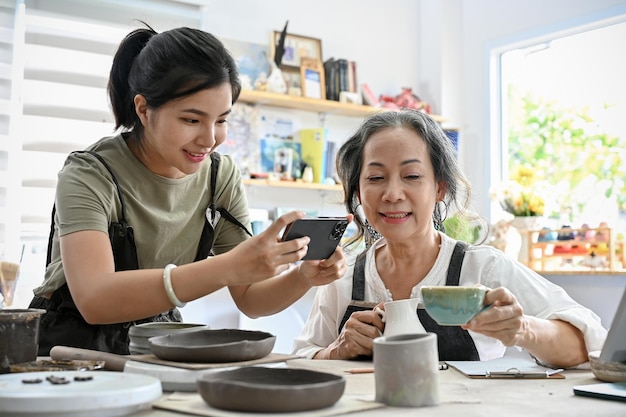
[510,216,543,264]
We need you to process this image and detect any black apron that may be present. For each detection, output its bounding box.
[338,241,480,361]
[29,151,251,355]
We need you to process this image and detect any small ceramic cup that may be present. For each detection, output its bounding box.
[420,285,489,326]
[373,332,440,407]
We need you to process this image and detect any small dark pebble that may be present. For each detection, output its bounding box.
[74,375,94,382]
[46,375,70,385]
[22,378,43,384]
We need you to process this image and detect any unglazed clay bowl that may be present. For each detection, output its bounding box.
[589,350,626,382]
[149,328,275,363]
[128,322,208,355]
[197,366,345,412]
[421,286,489,326]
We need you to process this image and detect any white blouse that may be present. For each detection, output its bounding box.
[292,233,607,361]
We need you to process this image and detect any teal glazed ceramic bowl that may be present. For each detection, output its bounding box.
[421,286,488,326]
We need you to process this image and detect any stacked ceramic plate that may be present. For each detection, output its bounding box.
[0,370,161,417]
[128,322,207,355]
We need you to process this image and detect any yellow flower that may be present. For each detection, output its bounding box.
[492,166,546,217]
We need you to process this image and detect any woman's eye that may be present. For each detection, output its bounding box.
[217,119,228,124]
[406,174,422,180]
[184,118,199,124]
[366,176,384,182]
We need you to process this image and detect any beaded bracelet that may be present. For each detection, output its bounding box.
[163,263,186,308]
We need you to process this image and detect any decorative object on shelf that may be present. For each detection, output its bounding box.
[266,21,289,95]
[271,28,323,70]
[254,72,268,91]
[511,215,543,264]
[486,219,521,260]
[267,62,288,94]
[302,166,314,183]
[527,225,621,272]
[379,87,432,114]
[220,37,270,92]
[300,57,325,100]
[273,20,288,67]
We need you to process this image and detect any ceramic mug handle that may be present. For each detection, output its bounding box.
[374,306,386,322]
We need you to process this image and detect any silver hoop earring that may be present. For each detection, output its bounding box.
[357,204,382,247]
[365,221,382,247]
[433,201,448,233]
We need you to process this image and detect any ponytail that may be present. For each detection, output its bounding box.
[108,25,156,131]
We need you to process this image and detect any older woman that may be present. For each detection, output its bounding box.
[293,110,606,368]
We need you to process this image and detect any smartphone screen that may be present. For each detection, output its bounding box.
[281,217,349,260]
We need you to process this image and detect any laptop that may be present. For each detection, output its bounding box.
[573,287,626,402]
[598,287,626,363]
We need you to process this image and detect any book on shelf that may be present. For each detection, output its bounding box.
[299,128,327,183]
[324,57,358,101]
[444,128,459,155]
[349,60,358,93]
[361,83,379,106]
[324,58,339,101]
[324,140,337,180]
[338,58,349,95]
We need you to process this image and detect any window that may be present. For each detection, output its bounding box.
[498,21,626,232]
[2,0,202,308]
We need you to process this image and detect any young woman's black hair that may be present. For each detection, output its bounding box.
[108,24,241,139]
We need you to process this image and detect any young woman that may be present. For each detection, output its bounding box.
[29,25,348,355]
[293,110,606,368]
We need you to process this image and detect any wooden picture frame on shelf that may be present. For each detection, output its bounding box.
[300,57,325,100]
[281,67,302,96]
[271,31,323,70]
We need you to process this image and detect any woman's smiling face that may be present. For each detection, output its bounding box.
[359,126,444,242]
[134,83,233,179]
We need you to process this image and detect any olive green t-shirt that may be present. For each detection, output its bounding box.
[34,133,251,295]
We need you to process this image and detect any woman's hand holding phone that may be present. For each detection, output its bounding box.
[283,214,353,287]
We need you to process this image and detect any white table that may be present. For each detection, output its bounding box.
[134,359,625,417]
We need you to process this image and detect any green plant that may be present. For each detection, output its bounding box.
[443,214,482,244]
[506,91,626,219]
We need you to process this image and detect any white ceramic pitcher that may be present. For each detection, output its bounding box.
[376,298,426,336]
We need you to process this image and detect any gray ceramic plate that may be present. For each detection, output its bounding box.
[128,322,207,355]
[148,329,276,363]
[197,366,346,412]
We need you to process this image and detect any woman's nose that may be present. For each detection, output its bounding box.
[198,126,217,148]
[383,180,405,201]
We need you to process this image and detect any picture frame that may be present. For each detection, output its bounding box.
[300,57,326,100]
[271,31,323,70]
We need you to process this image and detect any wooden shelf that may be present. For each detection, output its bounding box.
[243,178,343,192]
[526,227,623,273]
[238,89,446,121]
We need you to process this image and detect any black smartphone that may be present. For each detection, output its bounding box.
[281,217,349,260]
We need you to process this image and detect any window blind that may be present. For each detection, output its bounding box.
[2,0,202,307]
